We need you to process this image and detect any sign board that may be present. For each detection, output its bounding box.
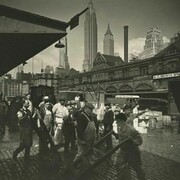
[153,72,180,80]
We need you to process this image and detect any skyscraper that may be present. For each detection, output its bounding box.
[140,27,163,59]
[59,37,70,71]
[82,0,98,72]
[103,23,114,56]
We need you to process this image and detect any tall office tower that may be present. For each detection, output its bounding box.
[140,27,163,59]
[59,37,70,70]
[82,0,98,72]
[103,23,114,55]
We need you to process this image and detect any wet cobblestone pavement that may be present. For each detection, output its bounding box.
[0,126,180,180]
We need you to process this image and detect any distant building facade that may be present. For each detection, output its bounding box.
[103,24,114,56]
[140,27,163,59]
[82,0,98,72]
[58,39,180,101]
[0,76,22,97]
[33,68,79,96]
[0,65,33,97]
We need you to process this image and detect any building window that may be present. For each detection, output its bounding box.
[156,62,163,73]
[122,68,130,78]
[87,75,91,82]
[108,71,114,80]
[167,61,177,72]
[78,77,82,84]
[140,66,149,75]
[167,49,177,56]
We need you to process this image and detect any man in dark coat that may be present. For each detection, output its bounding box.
[115,113,146,180]
[73,102,98,162]
[13,99,33,163]
[0,95,8,135]
[63,101,76,154]
[102,103,114,150]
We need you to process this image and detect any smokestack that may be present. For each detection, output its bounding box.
[124,25,128,62]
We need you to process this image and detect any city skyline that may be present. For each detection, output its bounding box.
[0,0,179,77]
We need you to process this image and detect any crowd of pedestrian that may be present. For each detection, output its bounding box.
[0,92,149,180]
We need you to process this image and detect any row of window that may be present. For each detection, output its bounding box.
[61,59,179,86]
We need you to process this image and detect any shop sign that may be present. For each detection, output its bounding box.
[153,72,180,80]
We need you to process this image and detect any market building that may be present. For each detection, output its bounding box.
[58,38,180,101]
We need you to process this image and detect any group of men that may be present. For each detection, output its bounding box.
[12,94,146,180]
[12,95,99,163]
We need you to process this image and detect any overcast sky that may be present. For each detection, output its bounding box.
[0,0,180,76]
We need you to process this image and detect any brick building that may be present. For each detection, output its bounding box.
[58,39,180,100]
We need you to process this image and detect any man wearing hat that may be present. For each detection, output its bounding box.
[52,97,69,147]
[123,105,148,127]
[102,103,114,150]
[115,113,146,180]
[73,102,98,162]
[38,95,54,156]
[62,101,77,154]
[13,99,33,163]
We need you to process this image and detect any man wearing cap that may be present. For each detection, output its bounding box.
[13,99,33,163]
[52,97,69,147]
[102,103,114,150]
[62,101,77,154]
[123,105,148,127]
[115,113,146,180]
[73,102,98,162]
[38,96,54,155]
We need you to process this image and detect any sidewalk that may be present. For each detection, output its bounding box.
[0,127,180,180]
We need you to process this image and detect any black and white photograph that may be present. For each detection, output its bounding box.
[0,0,180,179]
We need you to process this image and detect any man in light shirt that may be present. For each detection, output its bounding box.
[52,97,69,147]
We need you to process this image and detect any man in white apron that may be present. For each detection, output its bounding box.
[52,97,69,147]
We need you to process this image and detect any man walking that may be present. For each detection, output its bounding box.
[115,113,146,180]
[102,103,114,150]
[38,96,54,155]
[52,97,69,147]
[0,94,7,135]
[123,105,148,127]
[13,100,33,163]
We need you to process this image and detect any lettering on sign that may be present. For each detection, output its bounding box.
[153,72,180,80]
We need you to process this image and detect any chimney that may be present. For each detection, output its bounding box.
[124,25,128,62]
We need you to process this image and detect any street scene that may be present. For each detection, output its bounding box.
[0,0,180,180]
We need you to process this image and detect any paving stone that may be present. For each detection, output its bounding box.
[0,129,180,179]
